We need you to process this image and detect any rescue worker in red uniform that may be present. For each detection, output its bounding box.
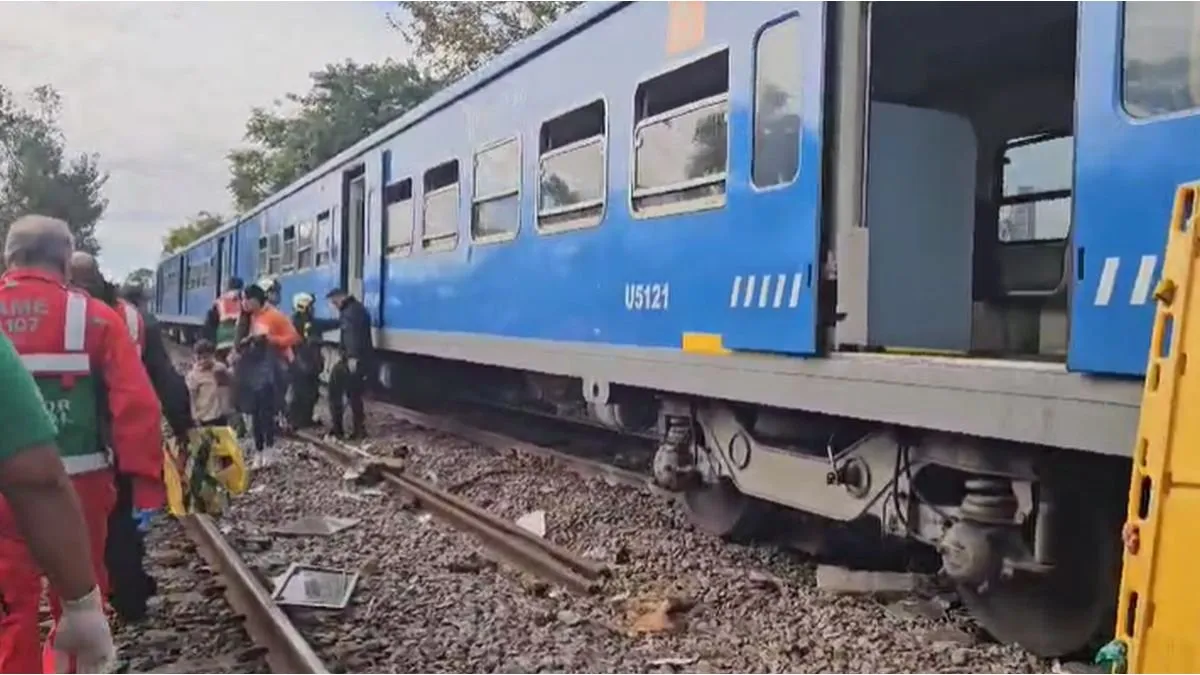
[70,253,192,624]
[0,215,164,673]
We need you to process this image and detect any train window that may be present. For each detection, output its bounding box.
[1123,3,1200,118]
[257,236,268,274]
[315,210,332,266]
[267,232,282,275]
[297,220,314,269]
[632,49,729,217]
[538,99,605,232]
[753,16,802,189]
[472,139,520,242]
[384,178,414,256]
[998,134,1073,242]
[282,225,297,272]
[422,160,460,251]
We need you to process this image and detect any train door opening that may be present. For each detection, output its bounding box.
[215,236,226,296]
[342,167,367,299]
[852,1,1077,360]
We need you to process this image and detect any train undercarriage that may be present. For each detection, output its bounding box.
[371,353,1127,659]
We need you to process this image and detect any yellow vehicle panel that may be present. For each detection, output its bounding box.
[1114,184,1200,673]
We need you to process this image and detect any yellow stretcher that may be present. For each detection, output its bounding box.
[163,425,249,517]
[1108,184,1200,673]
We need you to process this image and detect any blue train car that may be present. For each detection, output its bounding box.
[157,1,1200,655]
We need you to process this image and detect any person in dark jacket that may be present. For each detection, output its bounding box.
[69,255,194,623]
[289,292,323,429]
[317,288,374,440]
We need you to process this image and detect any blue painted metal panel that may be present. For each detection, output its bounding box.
[1071,2,1200,377]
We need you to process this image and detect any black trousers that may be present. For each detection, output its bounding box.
[104,473,156,622]
[250,385,278,450]
[328,359,368,436]
[289,366,321,428]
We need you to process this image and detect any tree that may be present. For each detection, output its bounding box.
[227,60,442,212]
[0,84,108,257]
[161,210,224,254]
[125,267,154,288]
[389,2,580,81]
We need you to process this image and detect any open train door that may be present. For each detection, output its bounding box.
[1070,3,1200,377]
[341,166,367,300]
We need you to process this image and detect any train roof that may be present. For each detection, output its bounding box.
[166,1,623,260]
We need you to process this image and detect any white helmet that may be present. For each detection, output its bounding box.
[292,292,315,312]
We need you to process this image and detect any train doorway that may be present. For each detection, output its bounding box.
[342,167,367,299]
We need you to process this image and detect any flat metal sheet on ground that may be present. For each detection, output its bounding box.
[271,515,360,537]
[272,563,359,610]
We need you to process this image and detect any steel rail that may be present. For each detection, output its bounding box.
[369,399,654,492]
[293,430,605,595]
[180,514,328,674]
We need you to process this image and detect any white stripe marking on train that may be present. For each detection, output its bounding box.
[1094,257,1119,307]
[788,273,802,308]
[729,276,742,308]
[1130,254,1158,306]
[758,274,771,308]
[743,275,756,308]
[773,274,786,308]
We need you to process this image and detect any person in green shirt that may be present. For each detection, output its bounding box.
[0,329,116,672]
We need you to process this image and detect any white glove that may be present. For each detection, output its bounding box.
[53,586,116,674]
[346,358,359,374]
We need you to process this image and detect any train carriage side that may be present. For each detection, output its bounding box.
[362,0,1188,657]
[142,0,1200,656]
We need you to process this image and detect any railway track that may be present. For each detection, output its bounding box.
[292,429,607,596]
[179,513,328,674]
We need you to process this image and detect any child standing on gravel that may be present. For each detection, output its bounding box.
[187,340,232,427]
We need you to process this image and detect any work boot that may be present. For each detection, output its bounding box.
[348,427,367,442]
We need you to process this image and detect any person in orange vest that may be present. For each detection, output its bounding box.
[235,284,298,462]
[0,215,164,673]
[204,277,244,357]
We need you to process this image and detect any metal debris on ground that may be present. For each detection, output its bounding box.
[272,515,361,537]
[271,563,360,610]
[648,656,699,668]
[515,509,546,537]
[885,597,945,622]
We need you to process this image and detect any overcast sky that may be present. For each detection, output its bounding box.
[0,1,409,279]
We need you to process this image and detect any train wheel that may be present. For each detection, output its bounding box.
[683,478,766,542]
[957,483,1121,658]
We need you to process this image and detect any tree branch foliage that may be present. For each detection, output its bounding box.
[390,2,581,81]
[226,60,442,212]
[161,210,225,255]
[0,84,108,257]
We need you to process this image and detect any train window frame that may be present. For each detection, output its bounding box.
[751,13,803,192]
[257,235,268,274]
[996,132,1074,245]
[384,177,415,258]
[315,210,332,267]
[267,232,282,275]
[471,137,522,245]
[421,159,460,253]
[536,97,608,235]
[629,46,731,220]
[281,224,297,273]
[1121,3,1200,120]
[297,220,314,270]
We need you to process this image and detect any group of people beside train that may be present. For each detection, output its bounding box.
[198,269,375,450]
[0,212,374,672]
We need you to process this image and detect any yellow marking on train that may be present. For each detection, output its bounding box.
[666,1,705,56]
[682,332,729,355]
